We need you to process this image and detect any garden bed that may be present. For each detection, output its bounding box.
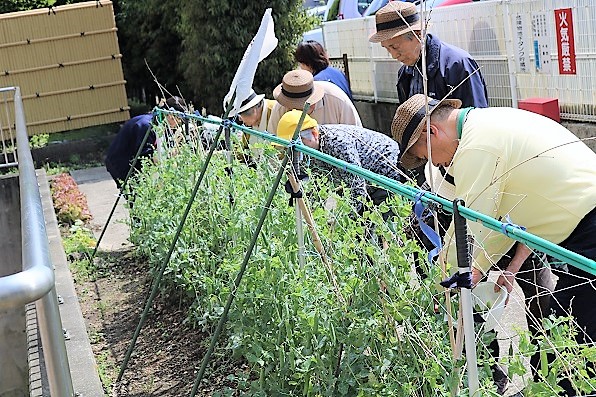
[73,250,244,396]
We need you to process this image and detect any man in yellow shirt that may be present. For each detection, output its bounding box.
[393,94,596,395]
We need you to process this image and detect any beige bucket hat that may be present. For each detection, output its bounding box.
[237,90,265,114]
[273,69,325,110]
[369,2,423,43]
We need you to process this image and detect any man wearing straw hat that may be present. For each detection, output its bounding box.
[393,93,596,396]
[267,69,362,134]
[277,109,401,215]
[369,1,488,109]
[417,162,555,395]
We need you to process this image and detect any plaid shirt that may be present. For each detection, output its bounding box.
[313,124,402,206]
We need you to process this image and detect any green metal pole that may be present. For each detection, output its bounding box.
[115,99,234,384]
[188,104,310,397]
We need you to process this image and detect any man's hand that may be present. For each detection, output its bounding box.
[495,271,515,305]
[471,267,483,286]
[494,243,532,305]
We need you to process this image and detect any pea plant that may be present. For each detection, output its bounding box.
[125,120,594,396]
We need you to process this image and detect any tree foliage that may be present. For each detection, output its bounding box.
[0,0,86,14]
[116,0,187,104]
[177,0,317,113]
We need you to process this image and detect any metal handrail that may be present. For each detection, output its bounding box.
[0,86,18,168]
[0,87,74,396]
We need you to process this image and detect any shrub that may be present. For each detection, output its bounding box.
[126,119,596,395]
[50,173,92,225]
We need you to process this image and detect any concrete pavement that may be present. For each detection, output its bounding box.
[39,169,104,397]
[71,167,132,251]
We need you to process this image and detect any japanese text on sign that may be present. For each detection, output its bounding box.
[555,8,576,75]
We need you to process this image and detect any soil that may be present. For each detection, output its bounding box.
[73,249,243,396]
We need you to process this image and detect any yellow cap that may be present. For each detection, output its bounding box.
[276,110,318,141]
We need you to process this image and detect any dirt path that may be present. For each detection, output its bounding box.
[70,167,240,395]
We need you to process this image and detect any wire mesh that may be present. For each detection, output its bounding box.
[324,0,596,121]
[117,111,595,396]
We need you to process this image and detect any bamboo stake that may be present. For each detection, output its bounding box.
[188,103,312,397]
[286,171,346,306]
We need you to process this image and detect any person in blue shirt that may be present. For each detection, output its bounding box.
[369,1,488,108]
[295,40,353,101]
[105,96,186,193]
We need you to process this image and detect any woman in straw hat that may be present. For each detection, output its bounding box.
[369,1,488,109]
[267,69,361,134]
[227,89,277,163]
[393,93,596,396]
[231,89,275,132]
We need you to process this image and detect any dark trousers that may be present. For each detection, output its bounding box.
[489,249,554,383]
[548,206,596,396]
[550,206,596,342]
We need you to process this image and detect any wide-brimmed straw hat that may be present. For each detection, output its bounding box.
[273,69,325,110]
[391,94,462,170]
[369,2,423,43]
[237,90,265,114]
[425,163,456,201]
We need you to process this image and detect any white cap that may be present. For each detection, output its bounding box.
[237,90,265,114]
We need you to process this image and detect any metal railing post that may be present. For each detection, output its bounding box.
[13,87,75,396]
[452,199,479,396]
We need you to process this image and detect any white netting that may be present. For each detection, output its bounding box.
[121,112,595,396]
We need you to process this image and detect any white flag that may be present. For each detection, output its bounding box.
[339,0,361,19]
[224,8,278,114]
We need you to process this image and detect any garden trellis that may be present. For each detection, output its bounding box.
[100,107,596,396]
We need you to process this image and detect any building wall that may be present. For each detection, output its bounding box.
[325,0,596,123]
[0,175,27,396]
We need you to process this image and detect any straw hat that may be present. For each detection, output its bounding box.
[159,96,187,112]
[391,94,461,170]
[277,110,318,141]
[273,69,325,110]
[237,90,265,114]
[425,163,456,201]
[369,2,423,43]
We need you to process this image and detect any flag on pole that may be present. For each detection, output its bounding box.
[223,8,278,114]
[339,0,361,19]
